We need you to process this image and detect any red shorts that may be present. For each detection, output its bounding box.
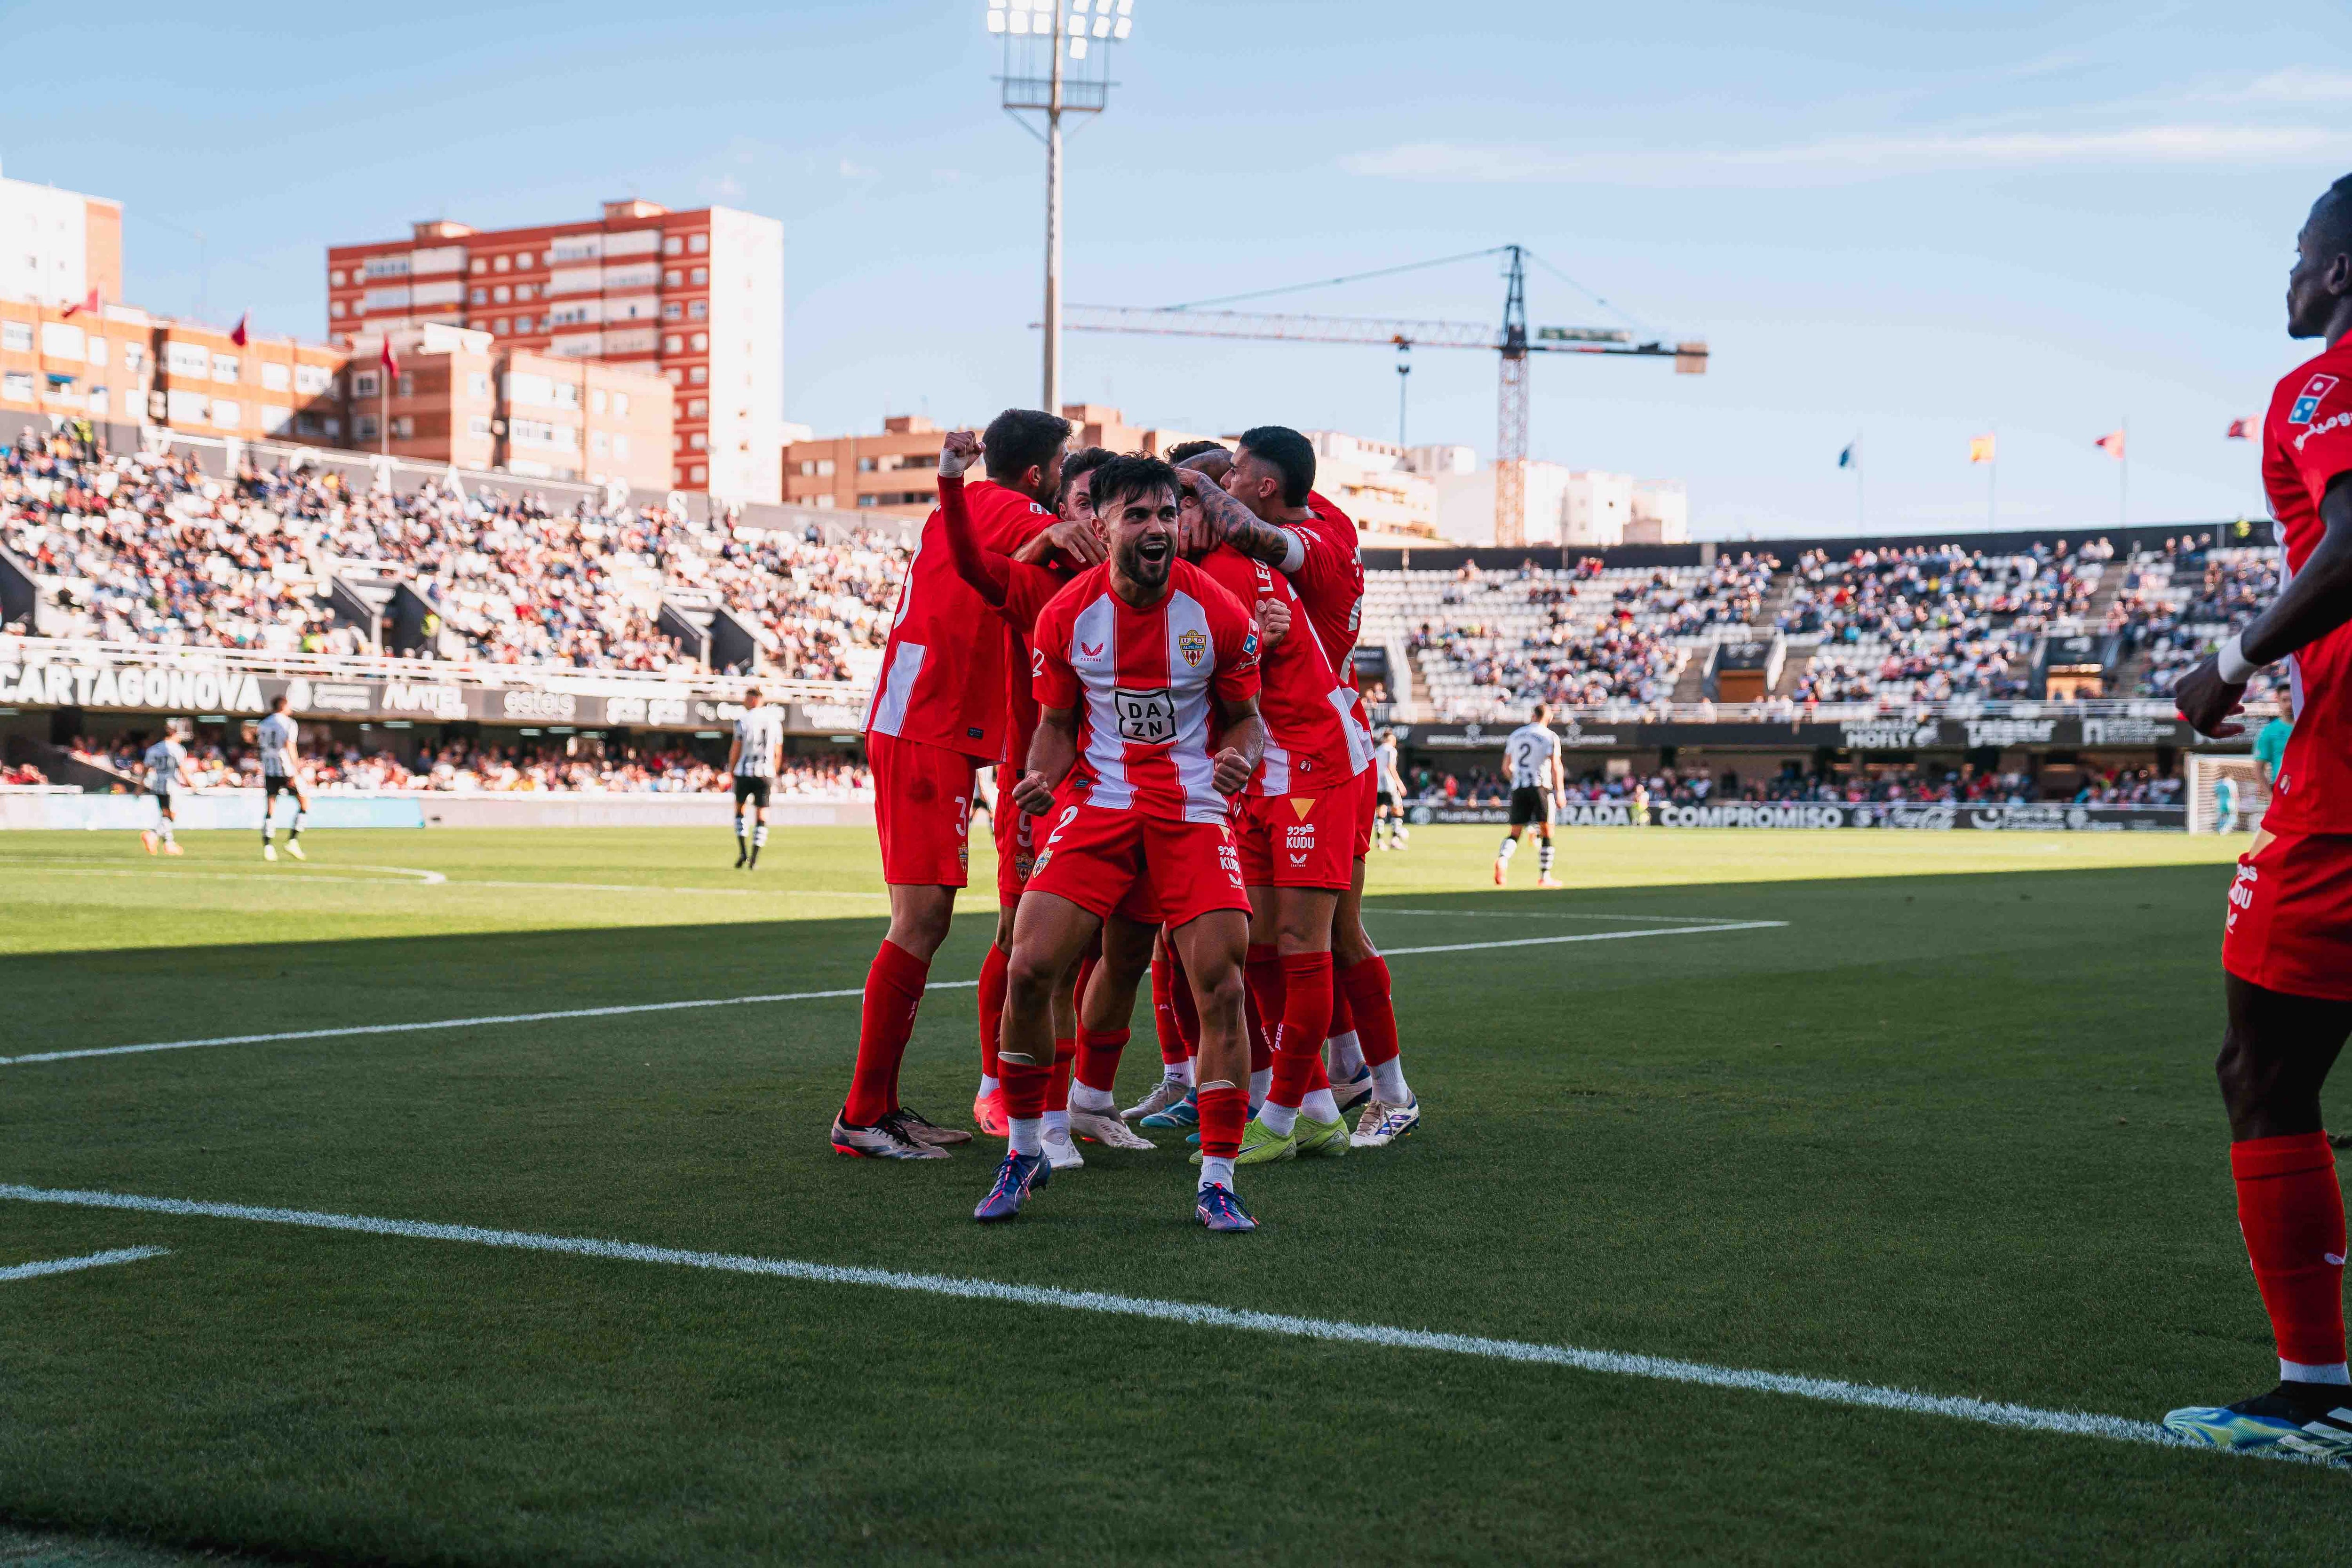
[1235,790,1353,891]
[868,731,977,888]
[1025,802,1252,931]
[1350,765,1376,860]
[2222,830,2352,1002]
[994,761,1039,902]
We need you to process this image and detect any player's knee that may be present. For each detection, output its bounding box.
[2215,1027,2281,1114]
[1006,946,1062,1003]
[1192,963,1247,1019]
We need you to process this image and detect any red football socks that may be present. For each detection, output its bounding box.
[977,942,1009,1081]
[1338,955,1401,1067]
[1244,944,1283,1076]
[1000,1058,1052,1122]
[1268,952,1334,1110]
[1047,1035,1076,1113]
[2232,1131,2349,1370]
[1150,951,1187,1066]
[1197,1084,1247,1161]
[1076,1027,1128,1095]
[1328,973,1355,1039]
[846,939,928,1127]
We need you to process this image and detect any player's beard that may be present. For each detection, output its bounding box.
[1117,530,1173,595]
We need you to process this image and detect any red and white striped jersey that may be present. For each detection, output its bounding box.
[1193,544,1373,795]
[1291,490,1374,765]
[1031,559,1263,823]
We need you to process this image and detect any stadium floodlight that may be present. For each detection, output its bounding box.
[987,0,1138,412]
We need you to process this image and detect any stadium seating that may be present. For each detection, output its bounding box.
[0,433,907,679]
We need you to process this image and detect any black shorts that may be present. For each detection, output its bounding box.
[1375,789,1397,809]
[733,775,772,809]
[150,789,176,814]
[1509,786,1554,827]
[263,775,299,800]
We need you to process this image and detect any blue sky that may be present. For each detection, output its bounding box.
[5,0,2349,538]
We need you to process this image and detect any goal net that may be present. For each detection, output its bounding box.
[2185,753,2268,834]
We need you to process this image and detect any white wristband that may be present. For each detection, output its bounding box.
[2216,631,2262,685]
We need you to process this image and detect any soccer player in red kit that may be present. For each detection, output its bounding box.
[2166,176,2352,1458]
[1188,428,1421,1150]
[1177,468,1374,1162]
[973,454,1268,1230]
[941,436,1153,1162]
[832,407,1102,1160]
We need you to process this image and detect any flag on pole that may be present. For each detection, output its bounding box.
[1968,434,1996,464]
[2225,417,2257,439]
[379,337,399,375]
[2094,429,2125,458]
[1837,442,1856,469]
[229,313,249,348]
[60,287,99,318]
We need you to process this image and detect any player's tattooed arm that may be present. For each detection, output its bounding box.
[1209,694,1266,797]
[2180,473,2352,736]
[1176,468,1295,569]
[1014,707,1079,815]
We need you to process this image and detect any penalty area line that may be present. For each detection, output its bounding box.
[0,920,1783,1069]
[0,1183,2309,1468]
[0,1244,169,1283]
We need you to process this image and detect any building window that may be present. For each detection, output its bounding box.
[613,435,629,460]
[492,285,509,303]
[690,266,707,285]
[665,369,682,386]
[590,431,608,457]
[330,269,347,286]
[356,415,379,439]
[470,258,486,275]
[469,287,487,304]
[211,354,238,382]
[554,382,580,409]
[688,301,707,320]
[211,399,240,429]
[468,372,490,397]
[353,371,380,398]
[392,416,414,439]
[673,435,683,452]
[691,464,706,481]
[493,317,509,334]
[515,285,533,301]
[86,337,108,367]
[0,370,31,402]
[468,415,491,438]
[262,363,290,391]
[663,334,682,353]
[167,342,209,376]
[857,456,876,472]
[330,301,346,318]
[396,374,415,397]
[690,332,708,351]
[663,237,682,256]
[688,398,708,417]
[690,433,707,450]
[663,269,681,287]
[661,302,681,321]
[688,234,708,254]
[1,322,30,353]
[689,366,707,384]
[295,363,333,395]
[856,493,877,508]
[362,255,411,279]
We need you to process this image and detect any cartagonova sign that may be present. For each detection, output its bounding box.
[0,659,268,713]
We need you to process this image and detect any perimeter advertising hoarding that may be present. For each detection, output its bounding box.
[1408,800,2186,831]
[0,650,861,735]
[1396,714,2212,752]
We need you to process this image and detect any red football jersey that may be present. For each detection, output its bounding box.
[1031,558,1263,823]
[1292,489,1374,767]
[865,478,1057,761]
[995,561,1066,777]
[1193,544,1370,795]
[2259,343,2352,833]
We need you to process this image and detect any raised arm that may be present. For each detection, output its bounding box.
[937,430,1010,608]
[2177,480,2352,737]
[1176,467,1304,572]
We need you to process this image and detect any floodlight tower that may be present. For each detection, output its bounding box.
[986,0,1136,413]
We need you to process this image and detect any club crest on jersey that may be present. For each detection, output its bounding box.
[2291,374,2338,425]
[1178,629,1208,668]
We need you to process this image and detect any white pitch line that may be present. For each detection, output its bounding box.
[0,1183,2311,1468]
[1366,908,1764,923]
[0,981,979,1068]
[1381,920,1786,957]
[0,920,1780,1069]
[0,1244,169,1283]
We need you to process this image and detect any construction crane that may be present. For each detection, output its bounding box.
[1062,245,1707,547]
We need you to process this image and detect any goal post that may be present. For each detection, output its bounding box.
[2186,753,2267,834]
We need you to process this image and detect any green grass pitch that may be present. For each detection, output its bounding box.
[1,821,2344,1564]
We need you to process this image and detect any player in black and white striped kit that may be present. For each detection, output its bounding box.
[728,685,784,870]
[1495,703,1564,889]
[256,695,309,862]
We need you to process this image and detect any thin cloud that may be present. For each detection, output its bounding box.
[1342,125,2352,186]
[2236,67,2352,103]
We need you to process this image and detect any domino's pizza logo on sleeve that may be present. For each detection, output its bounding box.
[2290,374,2339,425]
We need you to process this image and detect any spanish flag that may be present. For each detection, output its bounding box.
[1968,433,1996,464]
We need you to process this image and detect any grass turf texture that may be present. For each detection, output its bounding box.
[0,823,2340,1563]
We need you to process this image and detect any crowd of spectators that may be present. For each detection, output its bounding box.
[59,731,875,798]
[2134,551,2285,701]
[0,759,48,786]
[1,431,907,680]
